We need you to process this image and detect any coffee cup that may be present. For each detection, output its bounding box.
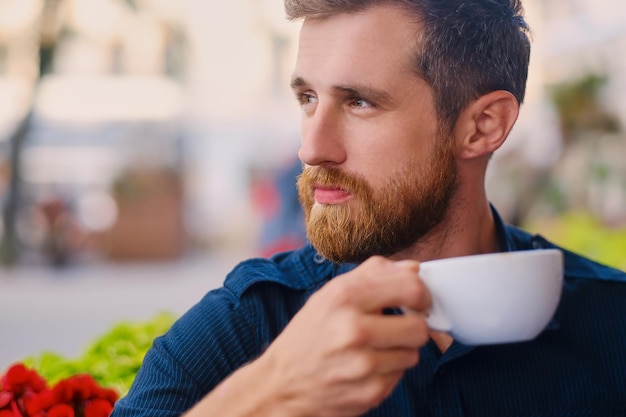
[406,249,563,345]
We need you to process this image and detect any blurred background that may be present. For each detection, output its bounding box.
[0,0,625,370]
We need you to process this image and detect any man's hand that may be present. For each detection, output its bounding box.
[256,256,432,417]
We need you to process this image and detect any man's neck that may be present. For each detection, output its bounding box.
[430,330,454,353]
[391,198,499,263]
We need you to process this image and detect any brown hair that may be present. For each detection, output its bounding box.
[285,0,531,132]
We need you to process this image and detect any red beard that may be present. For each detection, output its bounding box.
[297,140,457,263]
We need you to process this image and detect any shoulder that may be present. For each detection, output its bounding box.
[159,244,337,376]
[223,244,335,298]
[533,234,626,283]
[169,244,335,350]
[167,244,335,358]
[503,223,626,283]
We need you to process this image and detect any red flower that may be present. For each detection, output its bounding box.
[0,392,12,409]
[1,364,46,395]
[52,374,105,404]
[1,364,117,417]
[50,380,73,406]
[47,404,75,417]
[1,364,49,417]
[24,389,54,416]
[94,388,118,406]
[83,399,113,417]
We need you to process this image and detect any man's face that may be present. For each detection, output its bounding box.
[293,5,457,263]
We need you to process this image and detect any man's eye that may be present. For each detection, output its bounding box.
[350,98,374,109]
[296,92,317,106]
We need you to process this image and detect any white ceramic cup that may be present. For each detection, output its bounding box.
[408,249,563,345]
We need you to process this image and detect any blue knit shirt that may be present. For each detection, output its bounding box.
[111,210,626,416]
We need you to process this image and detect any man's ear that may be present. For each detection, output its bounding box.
[455,90,519,160]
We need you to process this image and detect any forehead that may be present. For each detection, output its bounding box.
[294,5,421,86]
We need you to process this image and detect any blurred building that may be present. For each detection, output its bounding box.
[0,0,304,266]
[0,0,191,265]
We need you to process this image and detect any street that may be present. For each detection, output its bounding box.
[0,248,250,372]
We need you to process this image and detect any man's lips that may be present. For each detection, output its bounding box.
[314,185,353,204]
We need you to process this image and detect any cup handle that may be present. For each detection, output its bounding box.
[425,297,452,332]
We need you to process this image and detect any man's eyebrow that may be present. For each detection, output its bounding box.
[333,85,393,105]
[290,76,308,90]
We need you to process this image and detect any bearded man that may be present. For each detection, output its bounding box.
[111,1,626,416]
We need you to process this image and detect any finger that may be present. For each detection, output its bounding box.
[331,348,419,382]
[359,313,430,349]
[336,370,405,415]
[344,257,431,313]
[366,348,420,374]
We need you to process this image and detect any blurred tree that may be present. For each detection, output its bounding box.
[0,0,63,266]
[550,74,620,142]
[523,73,626,228]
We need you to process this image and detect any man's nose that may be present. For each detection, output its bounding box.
[298,105,347,167]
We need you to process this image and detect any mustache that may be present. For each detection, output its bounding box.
[298,166,371,196]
